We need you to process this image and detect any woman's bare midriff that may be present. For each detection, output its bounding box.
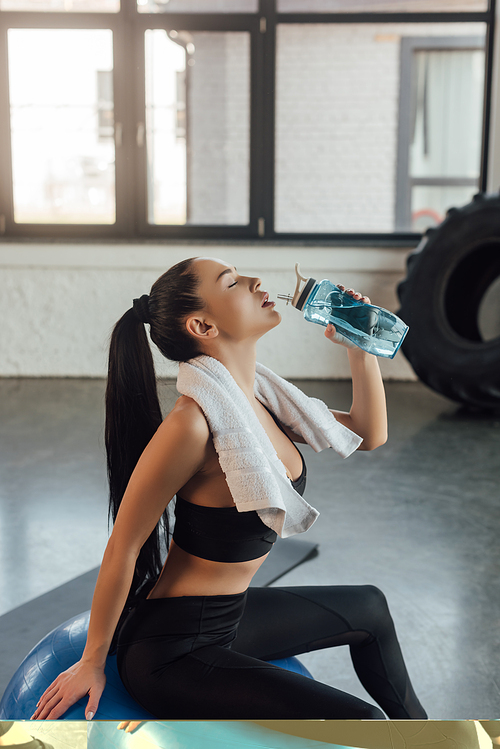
[148,397,303,600]
[148,541,270,599]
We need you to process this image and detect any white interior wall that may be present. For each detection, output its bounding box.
[0,243,416,380]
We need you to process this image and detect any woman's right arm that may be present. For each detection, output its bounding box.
[31,398,210,720]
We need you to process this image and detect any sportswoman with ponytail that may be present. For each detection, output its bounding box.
[32,257,427,721]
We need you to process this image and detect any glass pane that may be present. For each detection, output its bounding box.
[410,49,484,178]
[278,0,487,12]
[411,185,477,231]
[145,29,250,226]
[0,0,119,10]
[138,0,257,13]
[275,22,485,233]
[8,29,116,224]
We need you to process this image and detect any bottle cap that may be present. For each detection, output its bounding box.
[277,264,317,310]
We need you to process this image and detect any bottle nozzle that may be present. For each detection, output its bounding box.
[277,293,293,304]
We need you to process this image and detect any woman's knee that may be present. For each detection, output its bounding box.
[359,585,394,631]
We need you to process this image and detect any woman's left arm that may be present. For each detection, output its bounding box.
[326,287,388,451]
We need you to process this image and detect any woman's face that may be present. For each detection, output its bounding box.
[188,257,281,346]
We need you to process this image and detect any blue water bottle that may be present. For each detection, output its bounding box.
[277,264,408,359]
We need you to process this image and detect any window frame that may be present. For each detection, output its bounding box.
[0,0,495,244]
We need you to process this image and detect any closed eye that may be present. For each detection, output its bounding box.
[228,281,238,288]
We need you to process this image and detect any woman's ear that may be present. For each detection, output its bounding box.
[185,315,218,341]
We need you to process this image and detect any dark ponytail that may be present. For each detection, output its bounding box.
[106,258,204,648]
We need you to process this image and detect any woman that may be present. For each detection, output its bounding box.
[32,256,427,721]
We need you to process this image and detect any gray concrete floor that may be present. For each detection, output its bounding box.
[0,378,499,719]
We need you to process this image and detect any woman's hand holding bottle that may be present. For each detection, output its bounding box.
[30,657,106,721]
[279,265,408,358]
[324,285,371,349]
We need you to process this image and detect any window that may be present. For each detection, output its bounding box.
[396,36,485,231]
[7,28,116,225]
[145,28,251,226]
[137,0,258,12]
[0,0,119,11]
[277,0,488,12]
[0,0,494,241]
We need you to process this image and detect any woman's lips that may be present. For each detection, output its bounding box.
[261,292,276,308]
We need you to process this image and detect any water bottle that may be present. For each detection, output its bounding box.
[277,264,408,359]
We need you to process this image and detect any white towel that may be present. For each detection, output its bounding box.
[176,355,362,538]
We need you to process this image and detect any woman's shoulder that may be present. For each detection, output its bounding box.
[172,394,207,419]
[157,395,210,444]
[143,396,210,475]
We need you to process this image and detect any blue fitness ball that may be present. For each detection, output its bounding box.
[0,611,313,720]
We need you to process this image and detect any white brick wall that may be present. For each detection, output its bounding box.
[0,243,416,381]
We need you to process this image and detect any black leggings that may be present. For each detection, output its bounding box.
[116,585,427,720]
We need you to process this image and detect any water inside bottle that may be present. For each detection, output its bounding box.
[306,291,407,358]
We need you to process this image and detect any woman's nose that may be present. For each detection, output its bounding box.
[250,277,261,292]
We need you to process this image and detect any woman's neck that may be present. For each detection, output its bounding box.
[207,342,257,403]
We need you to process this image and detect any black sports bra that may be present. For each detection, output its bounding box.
[172,410,307,563]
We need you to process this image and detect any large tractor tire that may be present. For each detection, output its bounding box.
[397,192,500,409]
